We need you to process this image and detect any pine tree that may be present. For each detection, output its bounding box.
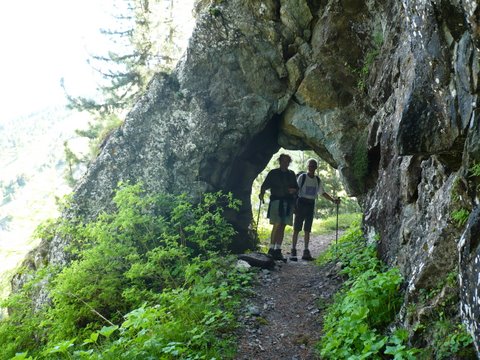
[62,0,191,184]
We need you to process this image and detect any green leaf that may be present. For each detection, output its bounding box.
[44,339,76,354]
[99,325,119,338]
[10,353,34,360]
[82,331,100,345]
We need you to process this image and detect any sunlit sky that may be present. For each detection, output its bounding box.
[0,1,197,296]
[0,0,114,119]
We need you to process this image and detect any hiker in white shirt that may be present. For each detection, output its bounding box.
[291,159,340,261]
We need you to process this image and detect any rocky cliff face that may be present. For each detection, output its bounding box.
[22,0,479,353]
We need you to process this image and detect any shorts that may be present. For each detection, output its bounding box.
[294,198,315,232]
[268,199,294,226]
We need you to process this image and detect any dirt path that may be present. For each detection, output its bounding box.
[235,232,344,360]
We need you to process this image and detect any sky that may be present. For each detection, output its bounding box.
[0,0,113,119]
[0,0,196,297]
[0,0,196,121]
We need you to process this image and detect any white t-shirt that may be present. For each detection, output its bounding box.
[297,174,324,200]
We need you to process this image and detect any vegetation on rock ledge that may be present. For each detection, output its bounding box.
[317,223,475,359]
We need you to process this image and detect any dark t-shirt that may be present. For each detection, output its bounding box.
[260,168,298,199]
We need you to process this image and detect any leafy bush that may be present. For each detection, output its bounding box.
[407,270,476,359]
[432,321,475,359]
[317,223,419,359]
[36,257,251,360]
[318,221,380,277]
[469,162,480,177]
[355,30,383,91]
[0,183,251,359]
[0,268,52,359]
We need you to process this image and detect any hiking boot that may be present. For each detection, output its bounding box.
[273,249,286,262]
[302,249,314,261]
[290,248,298,261]
[267,248,275,258]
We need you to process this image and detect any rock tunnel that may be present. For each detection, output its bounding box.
[215,111,362,253]
[67,0,377,254]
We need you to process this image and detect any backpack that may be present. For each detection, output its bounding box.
[297,172,320,190]
[294,173,321,213]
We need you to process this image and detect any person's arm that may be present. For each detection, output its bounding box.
[288,170,299,195]
[295,174,302,197]
[317,177,339,203]
[322,192,340,204]
[259,171,272,203]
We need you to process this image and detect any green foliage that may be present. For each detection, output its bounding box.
[32,195,82,246]
[469,162,480,177]
[62,0,190,186]
[209,6,222,17]
[451,208,469,227]
[0,267,53,359]
[406,270,476,359]
[0,183,250,359]
[313,212,362,234]
[319,225,475,359]
[432,321,474,359]
[37,257,250,360]
[449,174,471,228]
[318,222,368,268]
[354,30,383,91]
[255,212,361,251]
[317,223,420,359]
[352,134,369,192]
[64,0,178,117]
[63,141,81,187]
[62,114,124,186]
[356,48,380,90]
[0,175,27,206]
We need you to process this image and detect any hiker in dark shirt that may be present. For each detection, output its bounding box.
[290,158,340,261]
[259,154,298,261]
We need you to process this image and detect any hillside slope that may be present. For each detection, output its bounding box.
[0,107,88,298]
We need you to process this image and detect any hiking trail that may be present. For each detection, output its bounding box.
[235,232,344,360]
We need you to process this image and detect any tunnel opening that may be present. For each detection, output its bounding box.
[224,116,360,253]
[250,149,361,252]
[223,116,281,253]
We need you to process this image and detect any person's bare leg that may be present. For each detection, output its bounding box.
[268,224,278,255]
[275,224,286,246]
[270,224,277,246]
[302,231,314,260]
[304,231,311,250]
[290,230,300,260]
[270,223,285,260]
[292,230,299,250]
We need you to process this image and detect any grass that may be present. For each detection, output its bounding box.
[256,212,362,251]
[313,213,362,234]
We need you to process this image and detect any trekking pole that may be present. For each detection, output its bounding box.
[255,200,262,242]
[335,199,339,260]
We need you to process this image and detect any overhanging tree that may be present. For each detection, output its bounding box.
[62,0,185,182]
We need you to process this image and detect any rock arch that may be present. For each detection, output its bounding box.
[68,0,370,253]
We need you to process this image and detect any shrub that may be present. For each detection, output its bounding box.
[317,223,419,359]
[0,183,249,359]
